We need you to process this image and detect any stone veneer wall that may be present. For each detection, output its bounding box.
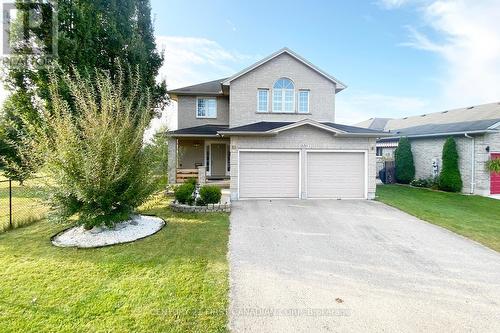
[169,202,231,213]
[168,137,177,184]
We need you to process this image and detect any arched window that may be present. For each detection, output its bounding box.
[272,78,295,113]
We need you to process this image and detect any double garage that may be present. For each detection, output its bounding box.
[238,150,367,199]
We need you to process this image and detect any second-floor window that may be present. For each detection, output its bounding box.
[196,97,217,118]
[257,89,268,112]
[272,78,295,113]
[298,90,309,113]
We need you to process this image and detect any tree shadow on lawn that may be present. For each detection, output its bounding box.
[0,207,230,270]
[0,206,230,332]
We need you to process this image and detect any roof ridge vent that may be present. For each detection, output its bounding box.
[403,117,408,119]
[421,114,426,117]
[441,110,449,113]
[466,106,474,109]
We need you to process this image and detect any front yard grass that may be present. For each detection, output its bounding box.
[0,194,229,332]
[376,184,500,252]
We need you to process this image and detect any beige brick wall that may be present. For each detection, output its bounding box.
[410,136,473,193]
[377,133,500,195]
[229,53,337,127]
[177,96,229,129]
[228,125,377,200]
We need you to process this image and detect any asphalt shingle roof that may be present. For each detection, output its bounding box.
[221,121,386,134]
[378,118,500,141]
[167,78,227,95]
[357,101,500,131]
[168,124,229,136]
[168,121,386,137]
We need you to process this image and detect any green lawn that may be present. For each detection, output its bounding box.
[0,177,49,232]
[376,184,500,252]
[0,194,230,332]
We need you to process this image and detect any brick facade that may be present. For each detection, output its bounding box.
[229,53,337,127]
[382,132,500,195]
[229,125,377,200]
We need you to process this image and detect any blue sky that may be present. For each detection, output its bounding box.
[151,0,500,129]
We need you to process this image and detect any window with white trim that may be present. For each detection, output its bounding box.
[196,97,217,118]
[298,90,309,113]
[272,78,295,113]
[257,89,268,112]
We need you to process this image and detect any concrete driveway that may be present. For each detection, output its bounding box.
[229,200,500,332]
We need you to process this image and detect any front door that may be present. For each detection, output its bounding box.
[211,144,227,177]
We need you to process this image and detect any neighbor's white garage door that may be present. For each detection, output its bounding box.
[239,151,300,199]
[306,152,365,199]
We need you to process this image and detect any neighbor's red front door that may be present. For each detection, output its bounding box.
[491,153,500,194]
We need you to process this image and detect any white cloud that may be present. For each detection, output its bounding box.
[394,0,500,107]
[147,36,255,137]
[378,0,413,9]
[336,90,430,125]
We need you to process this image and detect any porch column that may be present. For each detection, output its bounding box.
[198,165,206,184]
[168,136,177,184]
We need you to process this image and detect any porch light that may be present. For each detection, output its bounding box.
[486,146,490,152]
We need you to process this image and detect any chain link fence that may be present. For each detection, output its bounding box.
[0,177,49,232]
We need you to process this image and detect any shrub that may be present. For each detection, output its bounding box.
[394,137,415,184]
[16,67,155,229]
[185,177,197,186]
[410,177,437,188]
[439,137,463,192]
[199,185,222,205]
[174,183,195,204]
[486,158,500,173]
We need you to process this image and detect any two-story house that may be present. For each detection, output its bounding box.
[167,48,388,200]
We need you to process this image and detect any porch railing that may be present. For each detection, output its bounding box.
[176,169,198,183]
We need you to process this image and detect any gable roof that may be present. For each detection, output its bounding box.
[222,47,347,92]
[218,119,388,137]
[357,101,500,132]
[167,78,227,97]
[167,48,347,97]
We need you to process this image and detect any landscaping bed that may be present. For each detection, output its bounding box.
[376,184,500,252]
[0,195,230,332]
[51,215,165,248]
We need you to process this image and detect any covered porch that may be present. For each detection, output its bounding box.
[167,125,230,184]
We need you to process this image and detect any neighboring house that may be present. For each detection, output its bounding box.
[167,47,388,200]
[356,102,500,196]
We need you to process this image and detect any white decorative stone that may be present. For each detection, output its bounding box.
[51,215,165,248]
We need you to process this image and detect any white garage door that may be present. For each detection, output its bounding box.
[307,152,365,199]
[239,151,300,199]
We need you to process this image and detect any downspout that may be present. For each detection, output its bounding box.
[464,133,475,194]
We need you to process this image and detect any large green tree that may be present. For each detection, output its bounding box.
[3,0,166,111]
[1,0,166,181]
